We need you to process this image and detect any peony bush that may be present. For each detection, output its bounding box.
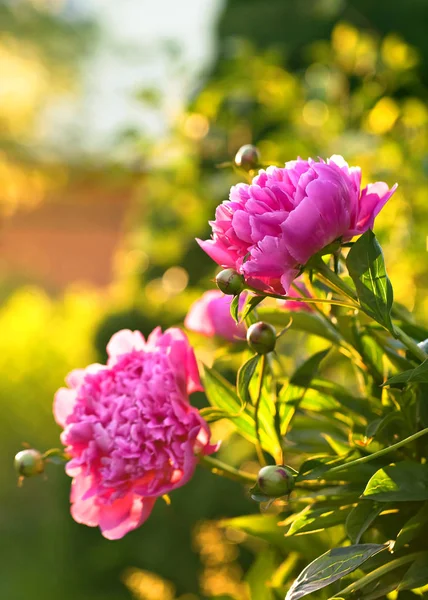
[16,149,428,599]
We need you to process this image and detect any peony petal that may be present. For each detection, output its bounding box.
[348,182,397,236]
[184,292,218,338]
[196,238,237,268]
[162,328,203,394]
[107,329,146,363]
[53,387,77,427]
[99,495,156,540]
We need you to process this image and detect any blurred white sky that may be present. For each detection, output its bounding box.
[43,0,224,156]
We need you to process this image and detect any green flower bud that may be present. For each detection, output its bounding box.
[234,144,261,172]
[418,339,428,354]
[215,268,245,295]
[257,465,295,497]
[247,322,276,354]
[14,449,44,478]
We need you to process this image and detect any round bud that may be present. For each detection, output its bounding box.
[234,144,261,172]
[14,449,44,478]
[418,339,428,354]
[247,322,276,354]
[215,268,245,296]
[257,465,295,497]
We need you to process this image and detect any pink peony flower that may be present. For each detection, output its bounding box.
[54,327,216,540]
[197,155,397,294]
[184,290,246,341]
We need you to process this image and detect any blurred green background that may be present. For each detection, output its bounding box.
[2,1,428,598]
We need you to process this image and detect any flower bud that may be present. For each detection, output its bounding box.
[247,322,276,354]
[215,268,245,296]
[418,339,428,354]
[14,449,44,478]
[234,144,261,172]
[257,465,295,497]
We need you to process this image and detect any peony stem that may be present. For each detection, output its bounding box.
[316,262,428,363]
[326,427,428,475]
[198,455,257,484]
[245,285,359,310]
[254,355,268,467]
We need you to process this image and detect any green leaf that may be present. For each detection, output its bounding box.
[297,455,377,484]
[230,294,240,324]
[286,505,353,536]
[257,307,341,344]
[395,502,428,551]
[383,359,428,387]
[398,553,428,591]
[285,543,387,600]
[220,515,333,557]
[290,348,331,388]
[202,366,281,459]
[363,462,428,501]
[237,355,260,406]
[202,365,256,441]
[245,547,279,600]
[310,378,381,421]
[345,500,384,544]
[241,295,264,322]
[346,230,394,331]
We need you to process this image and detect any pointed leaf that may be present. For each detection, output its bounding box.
[202,365,256,441]
[285,543,387,600]
[383,359,428,387]
[346,230,394,331]
[237,355,260,406]
[363,462,428,501]
[241,295,264,322]
[398,553,428,590]
[230,294,240,324]
[290,348,331,388]
[346,500,384,544]
[286,505,352,536]
[395,502,428,551]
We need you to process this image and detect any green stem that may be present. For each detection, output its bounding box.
[327,427,428,475]
[336,551,422,597]
[245,285,359,310]
[198,455,257,484]
[316,261,428,363]
[254,355,267,466]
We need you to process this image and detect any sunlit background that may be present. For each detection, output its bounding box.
[2,0,428,598]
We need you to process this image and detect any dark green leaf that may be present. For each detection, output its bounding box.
[258,307,341,344]
[398,553,428,591]
[237,355,260,406]
[363,462,428,501]
[241,295,264,322]
[230,294,240,324]
[383,359,428,387]
[346,230,394,331]
[286,505,353,536]
[395,502,428,551]
[365,412,404,439]
[346,500,384,544]
[285,543,386,600]
[290,349,331,387]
